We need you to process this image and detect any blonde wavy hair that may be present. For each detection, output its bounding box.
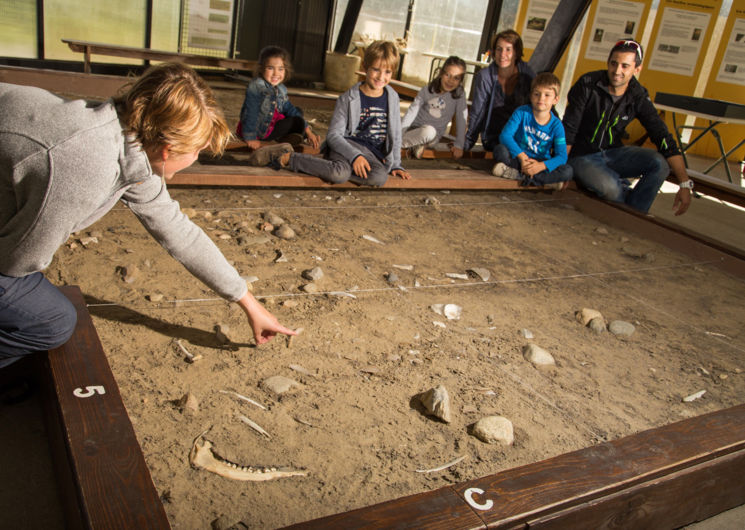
[114,63,230,156]
[362,40,399,72]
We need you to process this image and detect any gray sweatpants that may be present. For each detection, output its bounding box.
[288,142,389,187]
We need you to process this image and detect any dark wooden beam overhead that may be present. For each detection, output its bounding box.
[478,0,504,58]
[333,0,364,54]
[528,0,592,73]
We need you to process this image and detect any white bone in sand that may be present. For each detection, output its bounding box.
[189,432,306,481]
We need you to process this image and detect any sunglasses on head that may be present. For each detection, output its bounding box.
[613,39,643,62]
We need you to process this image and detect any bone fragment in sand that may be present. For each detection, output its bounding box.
[189,435,306,481]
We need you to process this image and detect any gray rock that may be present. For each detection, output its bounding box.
[263,212,285,226]
[588,317,606,334]
[386,272,399,284]
[274,224,296,239]
[609,320,635,336]
[300,283,319,293]
[177,392,199,414]
[261,375,301,395]
[576,308,604,326]
[302,267,324,281]
[472,415,514,445]
[523,344,556,367]
[419,385,451,423]
[519,328,534,339]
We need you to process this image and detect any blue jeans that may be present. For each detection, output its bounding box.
[0,272,77,369]
[568,146,668,213]
[493,144,573,186]
[289,142,388,187]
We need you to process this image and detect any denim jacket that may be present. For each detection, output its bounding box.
[464,60,535,152]
[325,83,403,173]
[238,77,305,141]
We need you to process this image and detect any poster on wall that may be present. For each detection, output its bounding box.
[715,17,745,85]
[187,0,234,51]
[521,0,561,50]
[584,0,646,61]
[647,6,710,76]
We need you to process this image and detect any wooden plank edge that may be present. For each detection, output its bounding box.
[527,449,745,529]
[286,404,745,529]
[284,485,485,530]
[168,170,538,190]
[41,286,171,529]
[564,189,745,279]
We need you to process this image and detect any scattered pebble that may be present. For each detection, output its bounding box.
[576,308,604,326]
[177,392,199,414]
[282,299,299,308]
[302,267,323,281]
[79,236,98,247]
[430,303,462,320]
[360,366,381,375]
[433,321,446,328]
[446,273,469,280]
[595,227,609,235]
[467,268,491,281]
[609,320,635,336]
[121,264,139,284]
[274,224,296,240]
[301,283,319,293]
[261,375,301,395]
[472,416,514,445]
[419,385,451,423]
[386,272,399,284]
[274,250,288,263]
[289,364,313,377]
[589,317,606,334]
[147,293,164,303]
[264,212,285,226]
[519,328,533,339]
[523,344,556,367]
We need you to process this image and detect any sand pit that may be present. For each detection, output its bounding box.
[45,185,745,528]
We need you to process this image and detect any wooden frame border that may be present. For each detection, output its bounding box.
[35,189,744,529]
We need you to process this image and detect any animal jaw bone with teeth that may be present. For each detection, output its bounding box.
[189,434,306,481]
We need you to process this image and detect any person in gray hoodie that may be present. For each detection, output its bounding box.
[0,63,295,371]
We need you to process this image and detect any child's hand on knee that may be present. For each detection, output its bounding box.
[353,155,370,178]
[305,128,320,149]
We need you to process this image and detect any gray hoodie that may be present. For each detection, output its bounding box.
[0,82,247,302]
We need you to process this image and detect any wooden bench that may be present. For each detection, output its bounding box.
[288,402,745,528]
[170,164,562,191]
[63,39,256,74]
[39,286,170,529]
[681,169,745,208]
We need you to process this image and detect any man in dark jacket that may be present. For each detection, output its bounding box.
[563,40,692,215]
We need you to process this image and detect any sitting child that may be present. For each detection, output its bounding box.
[401,55,468,159]
[492,72,573,188]
[277,40,411,186]
[237,45,320,150]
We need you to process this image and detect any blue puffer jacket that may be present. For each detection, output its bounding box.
[238,78,305,141]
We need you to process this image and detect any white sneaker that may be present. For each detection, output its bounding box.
[412,144,425,159]
[492,162,520,180]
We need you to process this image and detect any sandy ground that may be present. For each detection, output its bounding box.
[1,84,744,529]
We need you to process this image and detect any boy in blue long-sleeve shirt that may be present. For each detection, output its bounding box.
[492,72,572,188]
